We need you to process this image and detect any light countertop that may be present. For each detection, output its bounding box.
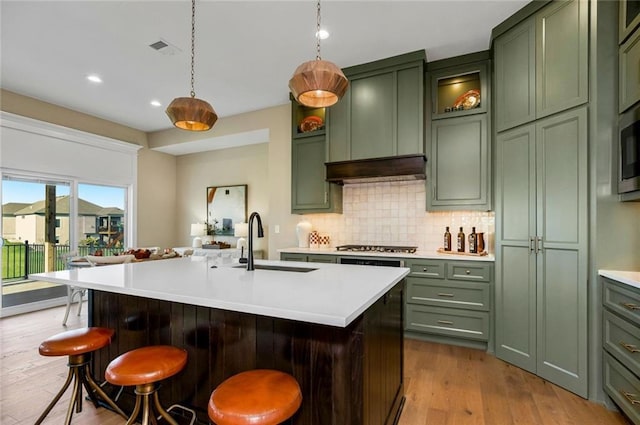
[598,269,640,290]
[278,247,495,262]
[30,257,409,328]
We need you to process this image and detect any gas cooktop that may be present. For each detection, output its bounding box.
[336,245,418,254]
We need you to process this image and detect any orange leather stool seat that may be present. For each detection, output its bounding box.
[105,345,188,425]
[35,327,127,425]
[208,369,302,425]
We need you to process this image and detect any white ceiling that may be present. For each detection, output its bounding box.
[0,0,529,134]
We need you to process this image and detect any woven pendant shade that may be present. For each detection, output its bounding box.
[289,59,349,108]
[166,97,218,131]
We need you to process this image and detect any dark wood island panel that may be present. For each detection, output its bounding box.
[89,281,404,425]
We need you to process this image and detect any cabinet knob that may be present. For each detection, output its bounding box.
[423,267,428,272]
[465,270,471,275]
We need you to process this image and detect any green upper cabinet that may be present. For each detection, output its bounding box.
[619,27,640,113]
[426,52,491,211]
[326,50,426,162]
[427,114,490,211]
[291,134,342,214]
[494,18,536,132]
[494,0,588,132]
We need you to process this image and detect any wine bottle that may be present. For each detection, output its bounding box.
[469,226,477,254]
[457,227,465,252]
[444,227,452,251]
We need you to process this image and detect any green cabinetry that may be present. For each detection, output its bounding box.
[494,0,588,132]
[426,53,491,211]
[494,107,588,397]
[602,277,640,425]
[405,258,493,349]
[428,114,489,210]
[620,23,640,113]
[290,134,342,214]
[280,253,338,263]
[327,50,426,162]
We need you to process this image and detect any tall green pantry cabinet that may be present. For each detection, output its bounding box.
[493,0,589,398]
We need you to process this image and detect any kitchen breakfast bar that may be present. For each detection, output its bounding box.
[31,257,409,424]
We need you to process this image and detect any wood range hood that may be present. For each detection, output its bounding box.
[325,154,427,185]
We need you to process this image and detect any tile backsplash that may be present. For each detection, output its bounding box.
[298,180,495,253]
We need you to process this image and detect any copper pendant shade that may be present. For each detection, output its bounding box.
[289,59,348,108]
[166,96,217,131]
[289,0,348,108]
[166,0,216,131]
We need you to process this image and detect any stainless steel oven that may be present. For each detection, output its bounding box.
[619,108,640,194]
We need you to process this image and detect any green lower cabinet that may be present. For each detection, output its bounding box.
[291,135,342,214]
[280,253,338,263]
[404,259,493,349]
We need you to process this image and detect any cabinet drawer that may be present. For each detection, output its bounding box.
[406,277,490,311]
[406,305,489,341]
[406,260,445,279]
[603,352,640,425]
[447,262,491,282]
[604,310,640,378]
[307,254,337,263]
[603,278,640,327]
[280,253,307,262]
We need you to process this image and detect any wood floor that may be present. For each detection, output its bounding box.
[0,305,631,425]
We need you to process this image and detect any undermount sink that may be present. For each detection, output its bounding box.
[233,264,318,273]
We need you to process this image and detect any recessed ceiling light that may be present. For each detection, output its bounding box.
[150,100,162,107]
[86,74,102,83]
[316,29,329,40]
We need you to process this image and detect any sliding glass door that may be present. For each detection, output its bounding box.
[1,176,70,309]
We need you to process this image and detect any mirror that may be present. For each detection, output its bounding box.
[206,185,247,236]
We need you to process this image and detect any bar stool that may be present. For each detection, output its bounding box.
[105,345,188,425]
[35,327,127,425]
[208,369,302,425]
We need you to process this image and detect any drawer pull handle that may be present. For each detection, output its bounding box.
[438,293,455,298]
[621,302,640,311]
[621,390,640,405]
[620,341,640,353]
[437,320,454,325]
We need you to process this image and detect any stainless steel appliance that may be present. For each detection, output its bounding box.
[339,257,404,267]
[336,245,417,254]
[619,108,640,194]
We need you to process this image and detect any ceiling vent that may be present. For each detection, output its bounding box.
[149,39,181,56]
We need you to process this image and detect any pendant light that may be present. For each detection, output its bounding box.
[289,0,348,108]
[166,0,217,131]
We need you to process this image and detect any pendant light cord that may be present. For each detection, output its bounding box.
[316,0,321,60]
[190,0,196,98]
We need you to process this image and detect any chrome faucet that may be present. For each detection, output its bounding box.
[246,211,264,271]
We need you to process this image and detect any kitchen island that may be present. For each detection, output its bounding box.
[31,257,409,424]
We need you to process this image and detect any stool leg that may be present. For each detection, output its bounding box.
[153,391,179,425]
[34,367,74,425]
[63,370,82,425]
[82,363,128,419]
[126,394,143,425]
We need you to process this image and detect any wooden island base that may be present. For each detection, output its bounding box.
[89,281,404,425]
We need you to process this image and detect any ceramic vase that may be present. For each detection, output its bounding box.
[296,220,312,248]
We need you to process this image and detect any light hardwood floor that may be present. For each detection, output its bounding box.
[0,305,631,425]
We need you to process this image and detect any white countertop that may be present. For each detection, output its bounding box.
[30,258,409,328]
[278,247,495,262]
[599,269,640,290]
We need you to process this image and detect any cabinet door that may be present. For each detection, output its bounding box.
[397,65,424,155]
[291,135,342,213]
[535,0,588,119]
[495,123,537,373]
[494,17,535,132]
[535,107,588,397]
[428,114,489,210]
[619,28,640,113]
[327,92,350,162]
[351,72,395,160]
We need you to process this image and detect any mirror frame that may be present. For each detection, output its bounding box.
[206,185,247,236]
